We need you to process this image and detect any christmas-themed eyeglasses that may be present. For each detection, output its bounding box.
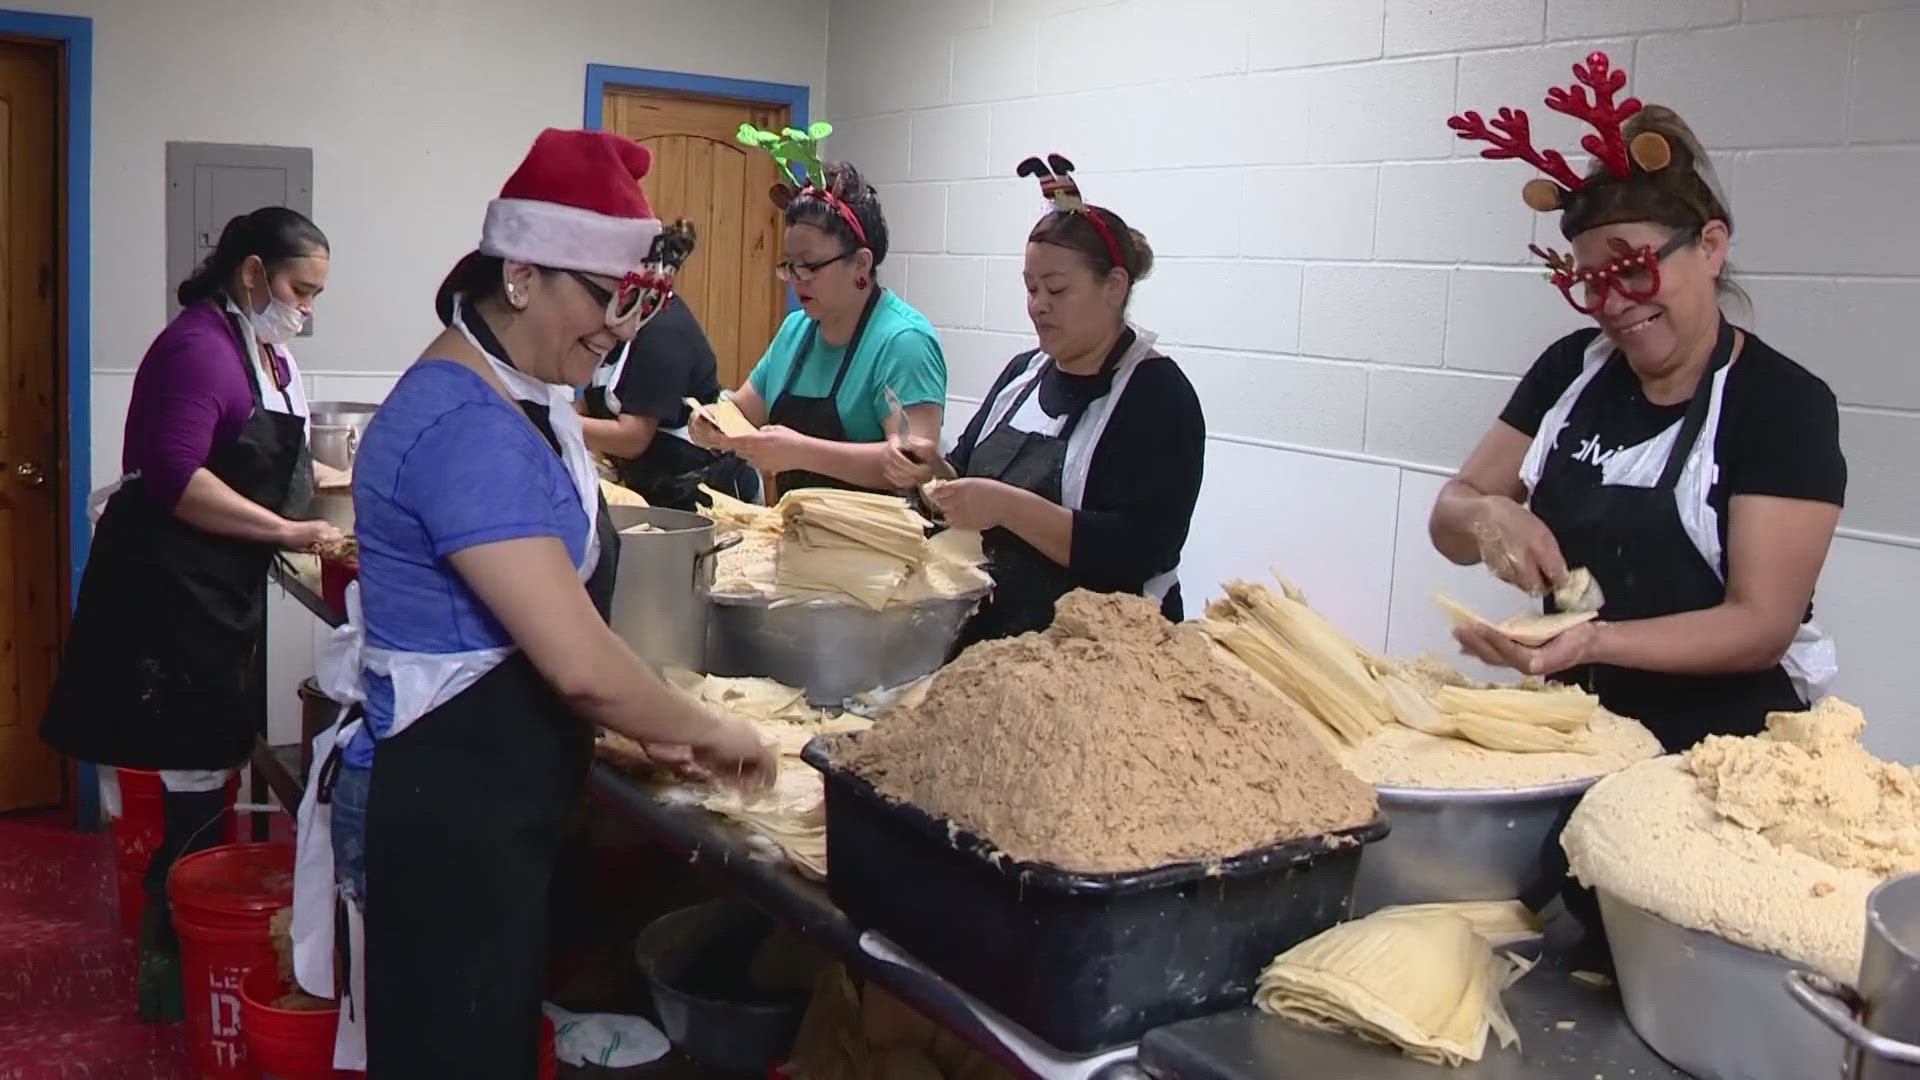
[1531,230,1698,315]
[566,269,670,331]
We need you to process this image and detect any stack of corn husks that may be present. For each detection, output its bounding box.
[1255,900,1539,1067]
[1199,574,1601,755]
[598,673,871,879]
[699,486,991,611]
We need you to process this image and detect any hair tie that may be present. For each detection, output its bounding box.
[1016,153,1127,273]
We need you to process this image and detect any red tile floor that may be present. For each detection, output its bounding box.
[0,802,722,1080]
[0,810,204,1080]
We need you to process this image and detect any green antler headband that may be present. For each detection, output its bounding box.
[735,119,869,247]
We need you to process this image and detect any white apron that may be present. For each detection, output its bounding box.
[289,301,603,1068]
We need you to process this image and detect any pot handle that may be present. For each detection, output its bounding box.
[1786,969,1920,1064]
[698,532,744,562]
[691,531,744,587]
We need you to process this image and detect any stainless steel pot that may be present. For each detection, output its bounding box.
[308,401,378,471]
[1789,872,1920,1079]
[607,506,738,674]
[1350,776,1594,914]
[1602,889,1845,1080]
[704,589,983,708]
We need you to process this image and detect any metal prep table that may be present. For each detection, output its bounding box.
[1137,920,1690,1080]
[262,560,1694,1080]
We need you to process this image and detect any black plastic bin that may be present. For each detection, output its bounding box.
[801,735,1390,1053]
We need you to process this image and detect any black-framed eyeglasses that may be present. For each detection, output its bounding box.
[775,251,853,283]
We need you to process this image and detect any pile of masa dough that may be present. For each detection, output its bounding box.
[1346,656,1662,789]
[833,590,1379,873]
[1561,697,1920,979]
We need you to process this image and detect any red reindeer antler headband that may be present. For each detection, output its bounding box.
[1017,153,1127,273]
[1448,51,1674,215]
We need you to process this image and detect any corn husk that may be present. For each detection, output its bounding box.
[687,396,758,438]
[1369,900,1545,949]
[1256,908,1532,1067]
[1200,576,1393,746]
[1434,594,1596,647]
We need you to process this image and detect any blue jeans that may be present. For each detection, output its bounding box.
[332,762,372,905]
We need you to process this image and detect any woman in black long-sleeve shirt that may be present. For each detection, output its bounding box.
[924,156,1205,649]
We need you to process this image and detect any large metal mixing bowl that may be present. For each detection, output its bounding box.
[1350,776,1596,915]
[704,589,985,707]
[1603,890,1845,1080]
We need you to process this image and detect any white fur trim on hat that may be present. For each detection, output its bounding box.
[478,198,663,278]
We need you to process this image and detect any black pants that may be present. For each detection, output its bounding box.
[142,786,231,955]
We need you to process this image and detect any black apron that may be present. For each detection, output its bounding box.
[952,337,1182,653]
[360,310,619,1080]
[42,306,309,770]
[767,287,886,499]
[1530,318,1802,754]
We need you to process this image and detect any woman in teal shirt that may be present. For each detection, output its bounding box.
[692,159,946,498]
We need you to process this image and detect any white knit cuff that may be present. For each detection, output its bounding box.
[478,198,663,278]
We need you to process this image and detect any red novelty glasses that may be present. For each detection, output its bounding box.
[1532,230,1697,315]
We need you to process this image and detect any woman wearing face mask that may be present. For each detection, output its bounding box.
[691,141,945,499]
[40,205,342,1018]
[290,129,775,1079]
[919,155,1205,651]
[1430,54,1846,754]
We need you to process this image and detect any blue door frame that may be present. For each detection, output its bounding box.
[0,9,93,826]
[583,63,809,315]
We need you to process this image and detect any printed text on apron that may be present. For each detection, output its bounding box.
[1526,318,1803,752]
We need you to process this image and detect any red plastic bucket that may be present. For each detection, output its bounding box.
[171,843,296,1080]
[111,768,238,938]
[240,963,363,1079]
[237,964,552,1079]
[539,1013,557,1080]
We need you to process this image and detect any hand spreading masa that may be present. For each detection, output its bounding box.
[834,590,1379,873]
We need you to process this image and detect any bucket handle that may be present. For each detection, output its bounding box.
[1786,969,1920,1064]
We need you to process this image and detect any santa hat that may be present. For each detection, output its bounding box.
[478,128,662,278]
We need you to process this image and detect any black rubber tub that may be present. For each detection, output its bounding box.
[801,734,1389,1053]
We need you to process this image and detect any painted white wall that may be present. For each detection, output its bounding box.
[63,0,828,743]
[848,0,1920,759]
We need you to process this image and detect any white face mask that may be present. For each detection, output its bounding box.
[249,295,306,346]
[243,266,306,345]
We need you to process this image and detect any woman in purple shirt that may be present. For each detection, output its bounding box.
[41,206,341,1018]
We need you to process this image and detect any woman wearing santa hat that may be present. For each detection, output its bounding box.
[691,134,946,499]
[288,128,775,1078]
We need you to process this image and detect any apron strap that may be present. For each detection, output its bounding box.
[1654,317,1740,492]
[778,286,885,404]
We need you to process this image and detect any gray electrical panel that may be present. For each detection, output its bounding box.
[165,141,315,333]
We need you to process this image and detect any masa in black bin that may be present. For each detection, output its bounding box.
[801,734,1390,1053]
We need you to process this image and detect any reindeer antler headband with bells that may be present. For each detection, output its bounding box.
[735,119,869,247]
[1449,51,1717,315]
[1017,153,1127,272]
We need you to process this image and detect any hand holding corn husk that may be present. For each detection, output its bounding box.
[1201,572,1600,755]
[1256,902,1537,1067]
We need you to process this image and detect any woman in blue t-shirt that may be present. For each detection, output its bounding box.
[690,157,947,499]
[296,129,774,1079]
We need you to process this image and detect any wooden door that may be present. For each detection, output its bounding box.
[599,86,790,392]
[0,41,65,812]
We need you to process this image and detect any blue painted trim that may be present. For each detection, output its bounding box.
[583,63,809,315]
[1,8,96,828]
